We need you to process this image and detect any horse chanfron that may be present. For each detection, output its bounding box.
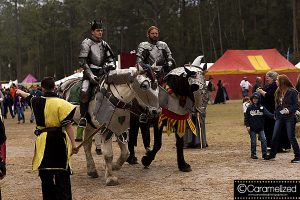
[132,74,160,118]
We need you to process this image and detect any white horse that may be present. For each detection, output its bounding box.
[59,67,159,186]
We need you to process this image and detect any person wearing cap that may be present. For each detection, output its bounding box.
[15,77,78,200]
[245,92,274,159]
[76,20,116,142]
[240,76,252,97]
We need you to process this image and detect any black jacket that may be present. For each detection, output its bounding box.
[245,103,274,132]
[260,82,277,113]
[275,88,299,120]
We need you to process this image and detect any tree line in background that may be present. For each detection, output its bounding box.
[0,0,299,81]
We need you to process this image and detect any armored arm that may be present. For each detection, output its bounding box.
[136,42,151,70]
[103,41,116,73]
[79,40,99,84]
[162,43,176,69]
[79,58,99,84]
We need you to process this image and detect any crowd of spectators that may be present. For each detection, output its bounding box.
[0,84,43,124]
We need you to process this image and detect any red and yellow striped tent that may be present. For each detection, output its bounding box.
[207,49,300,99]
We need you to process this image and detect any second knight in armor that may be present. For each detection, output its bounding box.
[136,26,175,85]
[76,20,116,140]
[127,26,175,164]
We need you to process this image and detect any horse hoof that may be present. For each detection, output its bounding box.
[87,171,99,178]
[127,156,138,165]
[178,163,192,172]
[112,164,122,171]
[106,177,119,186]
[141,155,152,167]
[95,148,102,155]
[144,166,149,169]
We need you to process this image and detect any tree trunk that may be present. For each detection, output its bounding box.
[217,0,223,55]
[197,3,205,58]
[238,0,246,48]
[293,0,299,54]
[15,0,21,81]
[208,2,217,61]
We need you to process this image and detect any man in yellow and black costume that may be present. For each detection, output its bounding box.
[16,76,78,200]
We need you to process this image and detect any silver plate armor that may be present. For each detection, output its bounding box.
[136,41,173,66]
[79,38,114,70]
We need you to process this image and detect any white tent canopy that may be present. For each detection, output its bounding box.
[1,80,18,89]
[55,72,83,86]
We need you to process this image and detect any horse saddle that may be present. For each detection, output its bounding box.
[67,80,82,104]
[65,79,98,105]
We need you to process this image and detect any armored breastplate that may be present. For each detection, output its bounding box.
[79,38,107,69]
[148,45,166,66]
[89,41,106,68]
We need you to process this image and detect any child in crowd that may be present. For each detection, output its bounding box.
[242,97,250,125]
[245,92,274,159]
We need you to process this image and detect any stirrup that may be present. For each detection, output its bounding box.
[139,113,148,123]
[78,118,87,127]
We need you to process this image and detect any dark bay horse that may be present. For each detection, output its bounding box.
[142,56,208,172]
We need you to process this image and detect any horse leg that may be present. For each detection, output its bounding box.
[83,126,99,178]
[141,118,163,167]
[102,138,119,186]
[112,134,129,171]
[94,132,102,155]
[175,133,192,172]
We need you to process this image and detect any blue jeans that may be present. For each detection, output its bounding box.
[250,130,267,157]
[16,106,24,122]
[30,111,35,122]
[242,89,249,97]
[270,118,300,158]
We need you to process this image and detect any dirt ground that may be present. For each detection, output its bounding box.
[2,100,300,200]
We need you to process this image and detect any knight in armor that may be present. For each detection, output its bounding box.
[136,26,175,84]
[76,20,116,140]
[127,26,175,164]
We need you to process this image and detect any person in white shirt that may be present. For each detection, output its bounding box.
[242,96,250,125]
[240,76,252,97]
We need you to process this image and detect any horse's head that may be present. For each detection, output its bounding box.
[130,67,160,117]
[165,56,208,114]
[184,56,209,113]
[184,67,208,113]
